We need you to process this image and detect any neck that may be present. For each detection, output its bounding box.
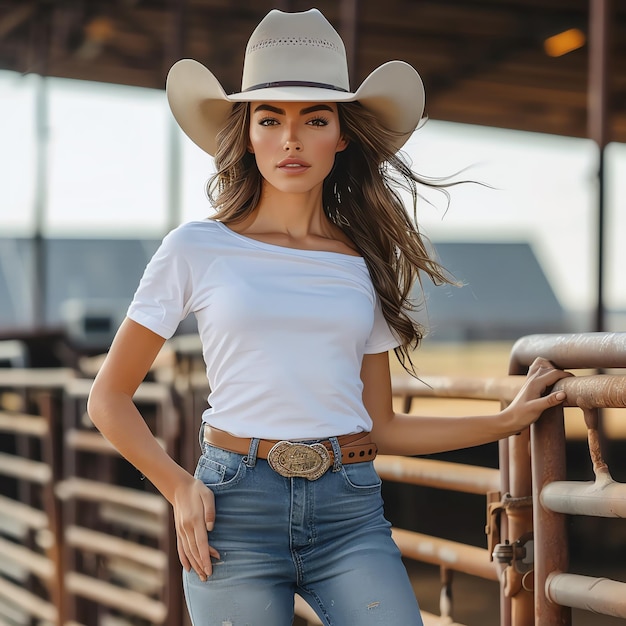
[245,183,329,240]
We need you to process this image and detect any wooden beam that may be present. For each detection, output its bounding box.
[0,493,48,530]
[55,477,168,516]
[0,452,51,483]
[0,576,57,622]
[0,535,54,580]
[65,572,167,623]
[66,525,168,570]
[0,411,47,437]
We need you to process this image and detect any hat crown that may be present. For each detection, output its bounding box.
[240,9,350,93]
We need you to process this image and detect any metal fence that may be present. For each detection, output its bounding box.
[0,332,625,626]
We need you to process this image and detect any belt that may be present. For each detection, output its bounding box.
[203,426,377,481]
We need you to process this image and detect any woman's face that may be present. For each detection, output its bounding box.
[247,101,348,195]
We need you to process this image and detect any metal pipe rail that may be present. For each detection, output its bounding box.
[375,455,500,495]
[510,332,626,626]
[510,332,626,371]
[2,333,624,626]
[391,528,499,582]
[390,337,626,626]
[541,475,626,517]
[391,373,524,412]
[545,573,626,618]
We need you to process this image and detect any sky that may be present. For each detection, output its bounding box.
[1,69,624,313]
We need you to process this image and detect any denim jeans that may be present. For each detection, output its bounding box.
[183,434,424,626]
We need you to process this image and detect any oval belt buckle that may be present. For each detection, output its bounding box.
[267,441,332,480]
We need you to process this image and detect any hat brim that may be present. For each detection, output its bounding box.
[166,59,424,156]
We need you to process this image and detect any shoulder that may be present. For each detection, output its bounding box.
[161,219,224,249]
[167,219,221,238]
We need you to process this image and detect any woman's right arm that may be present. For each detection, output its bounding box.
[87,317,219,580]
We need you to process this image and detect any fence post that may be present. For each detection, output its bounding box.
[530,406,571,626]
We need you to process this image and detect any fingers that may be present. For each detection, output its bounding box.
[545,389,567,407]
[177,535,191,572]
[176,508,209,579]
[209,545,221,560]
[527,357,561,378]
[537,368,573,391]
[193,525,215,579]
[505,357,572,434]
[527,387,567,411]
[200,486,216,532]
[174,480,219,582]
[178,518,216,581]
[527,356,553,375]
[518,357,573,415]
[526,357,573,391]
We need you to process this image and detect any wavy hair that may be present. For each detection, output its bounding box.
[207,101,459,375]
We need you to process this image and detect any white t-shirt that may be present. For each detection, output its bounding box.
[127,219,400,439]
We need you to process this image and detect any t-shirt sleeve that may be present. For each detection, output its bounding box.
[127,228,192,339]
[364,298,401,354]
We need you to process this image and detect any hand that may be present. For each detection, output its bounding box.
[504,357,573,433]
[172,476,220,581]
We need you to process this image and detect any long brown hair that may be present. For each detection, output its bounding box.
[207,101,458,375]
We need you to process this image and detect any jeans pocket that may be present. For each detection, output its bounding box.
[340,461,382,492]
[195,444,246,490]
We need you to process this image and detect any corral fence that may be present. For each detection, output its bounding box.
[0,332,624,626]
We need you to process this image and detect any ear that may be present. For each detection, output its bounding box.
[247,142,255,154]
[336,135,349,153]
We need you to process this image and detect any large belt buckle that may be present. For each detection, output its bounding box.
[267,441,332,481]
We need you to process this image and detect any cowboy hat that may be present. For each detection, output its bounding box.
[166,8,425,156]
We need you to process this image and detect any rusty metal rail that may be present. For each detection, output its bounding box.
[510,332,626,371]
[511,332,626,625]
[2,332,625,626]
[377,334,626,626]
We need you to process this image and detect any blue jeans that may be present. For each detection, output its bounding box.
[183,435,424,626]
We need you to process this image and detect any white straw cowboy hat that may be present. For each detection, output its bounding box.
[166,8,425,156]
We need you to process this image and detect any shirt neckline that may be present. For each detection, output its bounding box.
[213,220,365,262]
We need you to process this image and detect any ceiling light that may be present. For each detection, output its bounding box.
[544,28,586,57]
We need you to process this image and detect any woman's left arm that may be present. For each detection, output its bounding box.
[361,351,571,456]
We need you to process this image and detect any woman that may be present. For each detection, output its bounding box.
[87,8,569,626]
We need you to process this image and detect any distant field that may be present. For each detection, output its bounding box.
[390,340,513,378]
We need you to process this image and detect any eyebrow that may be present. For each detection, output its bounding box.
[252,104,335,115]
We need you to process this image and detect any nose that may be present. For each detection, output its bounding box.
[283,139,302,152]
[282,122,302,152]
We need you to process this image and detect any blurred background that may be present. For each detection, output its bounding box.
[0,0,624,366]
[0,2,625,625]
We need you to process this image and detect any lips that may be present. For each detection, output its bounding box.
[277,158,310,171]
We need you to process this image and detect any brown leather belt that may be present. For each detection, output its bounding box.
[203,426,377,481]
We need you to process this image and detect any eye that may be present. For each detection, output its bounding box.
[258,117,279,126]
[307,116,330,127]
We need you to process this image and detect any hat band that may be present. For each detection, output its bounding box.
[243,80,349,93]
